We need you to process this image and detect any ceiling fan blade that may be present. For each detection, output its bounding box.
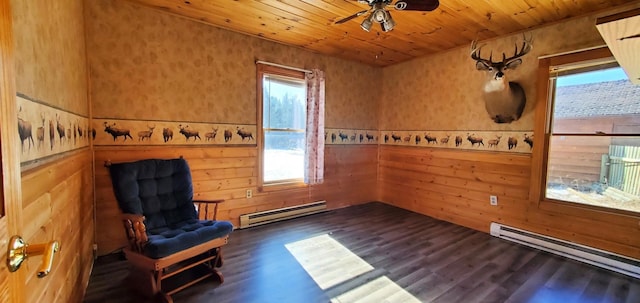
[394,0,439,12]
[335,10,369,24]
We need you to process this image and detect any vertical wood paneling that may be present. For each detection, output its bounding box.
[378,145,640,259]
[20,150,94,303]
[94,144,378,255]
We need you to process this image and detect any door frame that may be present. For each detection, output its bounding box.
[0,1,26,302]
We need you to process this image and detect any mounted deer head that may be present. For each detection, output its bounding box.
[471,34,532,123]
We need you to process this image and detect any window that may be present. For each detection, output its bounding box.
[257,64,307,186]
[535,48,640,214]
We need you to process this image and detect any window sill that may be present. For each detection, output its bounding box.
[538,198,640,219]
[259,180,307,192]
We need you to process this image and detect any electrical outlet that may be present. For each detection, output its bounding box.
[490,195,498,206]
[246,189,253,199]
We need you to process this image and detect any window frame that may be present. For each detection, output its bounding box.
[530,46,640,216]
[256,63,307,191]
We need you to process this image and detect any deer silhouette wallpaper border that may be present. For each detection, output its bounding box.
[325,128,379,145]
[17,95,91,165]
[325,128,532,153]
[92,118,256,146]
[15,93,534,162]
[379,130,533,153]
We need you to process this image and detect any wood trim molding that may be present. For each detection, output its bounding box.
[528,46,640,221]
[0,1,26,302]
[256,64,264,191]
[255,63,306,192]
[529,58,551,203]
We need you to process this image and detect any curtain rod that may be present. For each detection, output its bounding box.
[255,60,312,74]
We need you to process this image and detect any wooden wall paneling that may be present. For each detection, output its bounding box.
[389,153,530,177]
[94,145,378,255]
[95,146,257,162]
[533,201,640,238]
[315,145,378,205]
[193,176,256,193]
[25,223,76,303]
[378,171,528,216]
[511,211,639,258]
[379,179,525,226]
[381,187,491,232]
[19,150,93,303]
[528,209,639,246]
[21,193,51,242]
[379,158,531,188]
[20,150,91,208]
[190,167,255,182]
[378,145,640,259]
[311,187,376,209]
[379,161,530,200]
[222,188,312,220]
[382,175,637,247]
[26,230,82,303]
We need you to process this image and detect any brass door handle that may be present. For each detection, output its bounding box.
[7,235,60,278]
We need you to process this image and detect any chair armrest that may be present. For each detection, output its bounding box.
[121,214,148,253]
[193,199,224,221]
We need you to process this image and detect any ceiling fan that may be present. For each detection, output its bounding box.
[335,0,440,32]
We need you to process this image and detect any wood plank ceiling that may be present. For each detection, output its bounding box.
[122,0,638,66]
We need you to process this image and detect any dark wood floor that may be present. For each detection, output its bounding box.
[83,202,640,303]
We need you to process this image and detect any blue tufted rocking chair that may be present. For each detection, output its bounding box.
[108,158,233,303]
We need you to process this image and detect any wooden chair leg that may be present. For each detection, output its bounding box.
[155,269,165,297]
[215,248,224,268]
[158,292,173,303]
[212,269,224,284]
[127,268,159,298]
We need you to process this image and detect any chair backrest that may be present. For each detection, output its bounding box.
[108,158,198,231]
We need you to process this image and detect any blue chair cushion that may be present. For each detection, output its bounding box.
[108,158,233,259]
[145,219,234,259]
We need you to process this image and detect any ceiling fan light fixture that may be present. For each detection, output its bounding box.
[360,13,374,32]
[337,0,440,33]
[372,9,387,23]
[382,11,395,32]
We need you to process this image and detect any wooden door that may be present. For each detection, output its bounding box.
[0,1,26,302]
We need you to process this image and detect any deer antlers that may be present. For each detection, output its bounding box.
[471,33,533,65]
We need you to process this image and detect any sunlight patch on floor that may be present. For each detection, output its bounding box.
[285,234,373,290]
[330,276,422,303]
[285,234,422,303]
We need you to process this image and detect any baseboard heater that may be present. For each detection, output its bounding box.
[490,223,640,279]
[239,201,327,229]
